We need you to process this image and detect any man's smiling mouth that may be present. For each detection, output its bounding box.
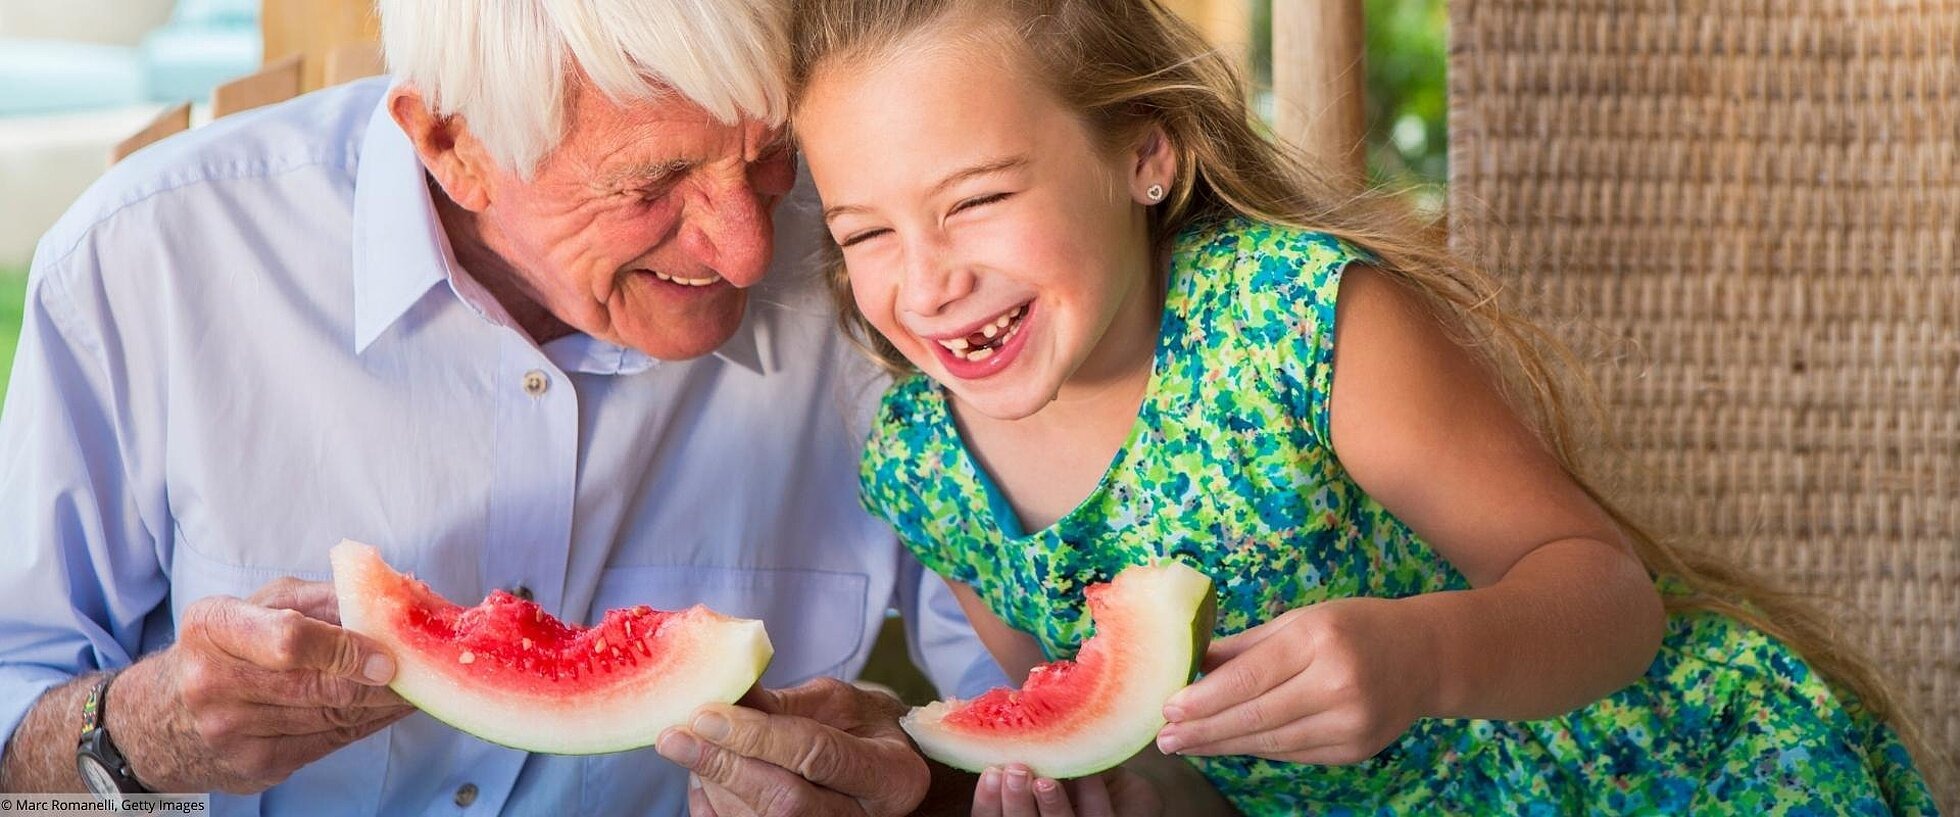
[649,270,723,287]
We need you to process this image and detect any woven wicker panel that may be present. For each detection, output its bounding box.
[1447,0,1959,803]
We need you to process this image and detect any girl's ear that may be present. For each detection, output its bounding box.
[1128,125,1178,205]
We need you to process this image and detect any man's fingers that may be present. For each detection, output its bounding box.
[687,775,726,817]
[741,676,903,732]
[248,577,342,623]
[689,701,920,808]
[195,599,395,685]
[659,729,858,817]
[237,702,417,737]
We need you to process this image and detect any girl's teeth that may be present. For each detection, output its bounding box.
[936,303,1030,362]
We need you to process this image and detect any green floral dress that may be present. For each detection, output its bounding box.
[859,217,1939,815]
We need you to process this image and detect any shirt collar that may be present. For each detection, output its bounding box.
[348,91,768,376]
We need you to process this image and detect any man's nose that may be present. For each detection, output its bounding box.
[898,240,975,319]
[680,181,774,287]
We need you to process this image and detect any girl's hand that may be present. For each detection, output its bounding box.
[972,763,1163,817]
[1154,597,1433,765]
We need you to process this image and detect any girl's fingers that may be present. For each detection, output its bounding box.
[1165,708,1346,759]
[1159,670,1324,754]
[1031,776,1077,817]
[999,765,1040,817]
[971,767,1005,817]
[1163,626,1312,723]
[1066,773,1117,817]
[1197,608,1305,673]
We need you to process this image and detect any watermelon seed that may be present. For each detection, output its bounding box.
[459,651,476,665]
[594,638,608,653]
[522,638,534,650]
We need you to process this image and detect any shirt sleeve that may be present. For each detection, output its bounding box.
[0,255,169,750]
[889,549,1009,700]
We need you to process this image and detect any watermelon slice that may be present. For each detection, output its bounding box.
[330,540,772,754]
[902,561,1216,779]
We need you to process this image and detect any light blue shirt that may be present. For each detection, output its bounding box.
[0,78,1004,816]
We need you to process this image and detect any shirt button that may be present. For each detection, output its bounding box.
[453,782,478,807]
[510,585,534,602]
[522,370,549,396]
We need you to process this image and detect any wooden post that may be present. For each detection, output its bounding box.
[1160,0,1255,78]
[262,0,383,92]
[1273,0,1369,187]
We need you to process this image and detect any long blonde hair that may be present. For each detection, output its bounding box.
[790,0,1921,754]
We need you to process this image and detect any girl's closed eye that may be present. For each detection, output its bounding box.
[838,226,891,248]
[953,191,1014,214]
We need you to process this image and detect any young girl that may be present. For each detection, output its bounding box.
[789,0,1940,814]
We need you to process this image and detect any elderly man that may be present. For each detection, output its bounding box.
[0,0,1004,814]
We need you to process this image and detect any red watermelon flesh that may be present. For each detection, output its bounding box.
[332,540,772,754]
[902,561,1215,778]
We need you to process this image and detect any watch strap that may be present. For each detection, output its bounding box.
[78,672,151,794]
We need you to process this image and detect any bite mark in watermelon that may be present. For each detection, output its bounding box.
[902,560,1216,779]
[330,540,772,755]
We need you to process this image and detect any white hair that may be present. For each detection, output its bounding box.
[377,0,790,177]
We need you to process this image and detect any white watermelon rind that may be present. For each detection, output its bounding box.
[330,540,773,755]
[901,561,1217,779]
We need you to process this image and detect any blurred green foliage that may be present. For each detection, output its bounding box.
[1250,0,1448,196]
[1,266,22,407]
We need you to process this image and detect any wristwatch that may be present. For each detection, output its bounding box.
[76,672,151,795]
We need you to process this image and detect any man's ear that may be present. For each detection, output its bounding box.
[1128,124,1178,204]
[389,86,495,212]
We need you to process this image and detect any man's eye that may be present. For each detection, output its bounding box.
[838,228,890,248]
[953,192,1012,213]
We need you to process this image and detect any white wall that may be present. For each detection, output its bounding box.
[0,0,177,47]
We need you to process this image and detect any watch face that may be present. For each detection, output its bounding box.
[78,754,120,796]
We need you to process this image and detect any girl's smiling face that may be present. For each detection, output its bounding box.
[796,25,1176,421]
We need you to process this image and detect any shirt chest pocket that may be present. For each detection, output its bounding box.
[166,533,392,817]
[587,564,871,687]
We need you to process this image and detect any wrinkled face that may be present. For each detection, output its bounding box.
[797,33,1164,420]
[472,84,796,359]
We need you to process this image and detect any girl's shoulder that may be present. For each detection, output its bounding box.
[1170,215,1371,338]
[1171,216,1372,330]
[1167,216,1373,444]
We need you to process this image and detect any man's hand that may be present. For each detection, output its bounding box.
[657,677,930,817]
[114,577,416,793]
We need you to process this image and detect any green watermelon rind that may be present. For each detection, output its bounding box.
[901,561,1218,779]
